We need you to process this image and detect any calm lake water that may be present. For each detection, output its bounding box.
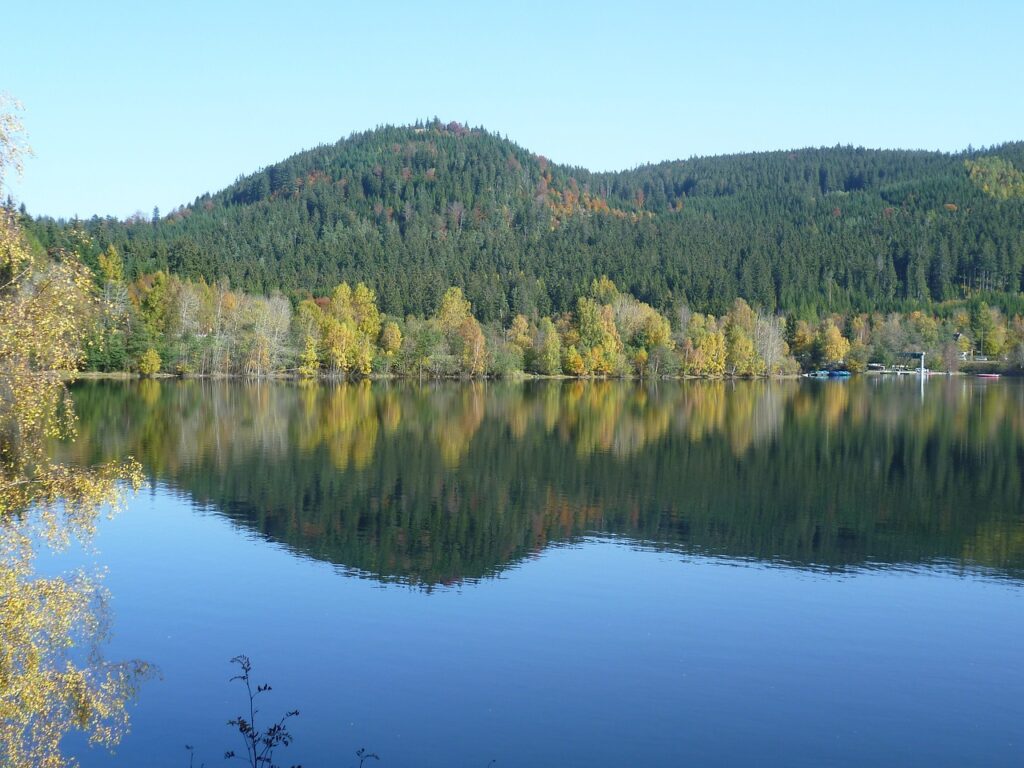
[53,377,1024,767]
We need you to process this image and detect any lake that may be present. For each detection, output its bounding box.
[52,377,1024,767]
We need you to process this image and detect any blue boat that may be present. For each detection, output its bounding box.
[805,369,851,379]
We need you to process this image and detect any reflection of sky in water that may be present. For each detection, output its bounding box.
[51,485,1024,768]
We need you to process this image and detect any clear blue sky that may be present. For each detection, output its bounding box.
[6,0,1023,219]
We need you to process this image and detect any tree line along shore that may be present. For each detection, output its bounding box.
[76,245,1024,380]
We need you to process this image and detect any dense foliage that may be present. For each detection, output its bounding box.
[24,121,1024,322]
[64,251,1024,379]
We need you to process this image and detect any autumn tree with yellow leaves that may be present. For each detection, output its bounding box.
[816,320,852,367]
[1,95,148,768]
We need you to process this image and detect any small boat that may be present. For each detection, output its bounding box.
[805,370,830,378]
[828,370,852,378]
[976,373,1001,379]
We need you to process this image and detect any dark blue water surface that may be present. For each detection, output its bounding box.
[53,378,1024,767]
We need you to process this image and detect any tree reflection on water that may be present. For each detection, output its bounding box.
[64,378,1024,588]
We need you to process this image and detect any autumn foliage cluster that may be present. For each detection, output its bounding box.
[46,242,1024,379]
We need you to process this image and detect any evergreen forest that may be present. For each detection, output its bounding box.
[23,120,1024,319]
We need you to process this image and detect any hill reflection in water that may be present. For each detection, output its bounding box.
[65,377,1024,585]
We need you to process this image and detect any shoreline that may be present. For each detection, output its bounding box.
[69,370,803,382]
[64,369,1024,383]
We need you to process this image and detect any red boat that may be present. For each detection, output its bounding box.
[976,373,1001,379]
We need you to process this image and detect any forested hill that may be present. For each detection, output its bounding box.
[25,120,1024,319]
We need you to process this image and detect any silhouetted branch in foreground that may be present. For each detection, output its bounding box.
[224,654,300,768]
